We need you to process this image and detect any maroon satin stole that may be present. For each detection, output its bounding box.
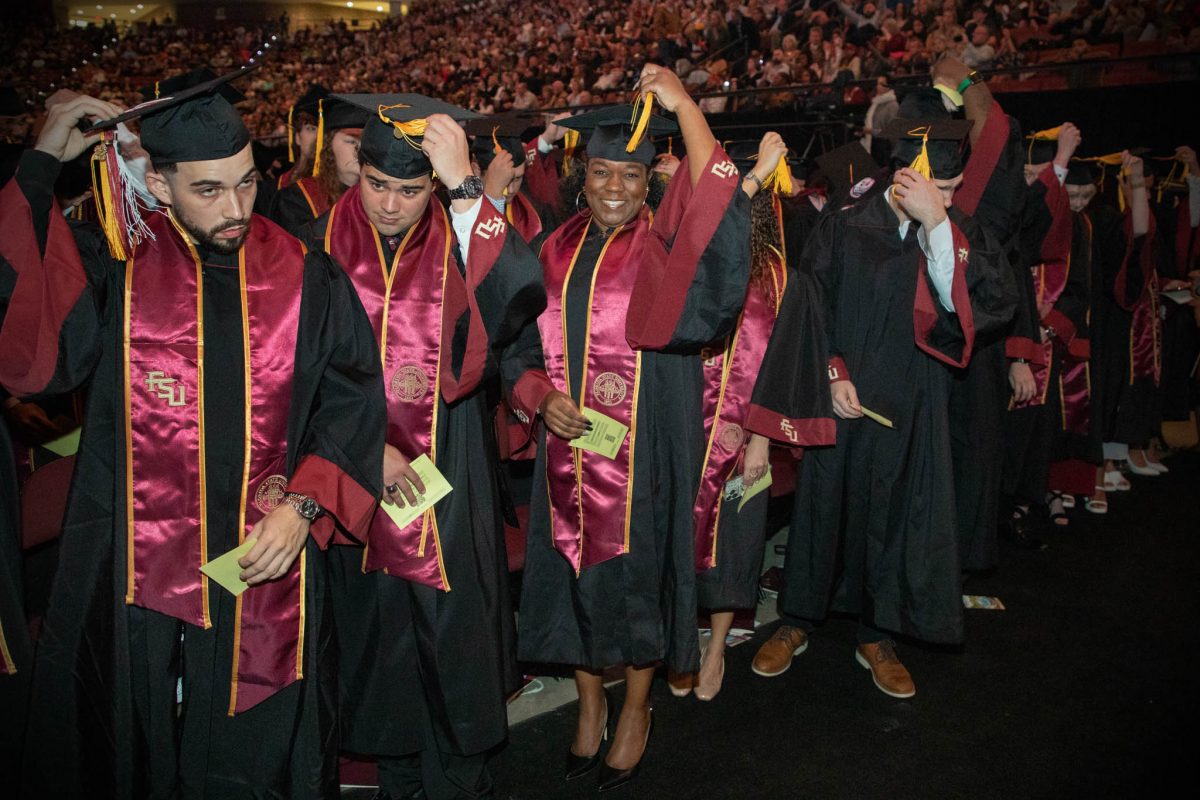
[295,176,332,219]
[326,185,503,590]
[506,191,543,244]
[1020,168,1075,408]
[124,210,306,714]
[692,254,786,572]
[538,208,652,575]
[1115,212,1162,385]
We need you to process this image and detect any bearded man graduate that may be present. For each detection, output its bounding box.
[0,71,385,798]
[750,104,1018,697]
[296,94,547,800]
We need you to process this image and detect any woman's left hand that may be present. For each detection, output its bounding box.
[743,434,770,486]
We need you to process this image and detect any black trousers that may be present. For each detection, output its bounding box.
[375,706,493,800]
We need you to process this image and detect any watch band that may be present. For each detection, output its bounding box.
[283,492,321,521]
[447,175,484,201]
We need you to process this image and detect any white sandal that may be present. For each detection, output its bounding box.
[1103,470,1131,492]
[1085,489,1109,515]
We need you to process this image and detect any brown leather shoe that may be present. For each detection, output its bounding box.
[855,640,916,698]
[751,625,809,677]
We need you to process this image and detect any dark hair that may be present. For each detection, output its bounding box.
[749,190,782,300]
[151,160,179,176]
[317,137,351,203]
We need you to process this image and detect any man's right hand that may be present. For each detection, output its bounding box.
[1009,361,1036,403]
[34,94,124,163]
[539,390,590,440]
[831,381,864,419]
[540,111,572,146]
[382,443,426,507]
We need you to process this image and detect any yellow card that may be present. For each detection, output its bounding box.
[200,537,257,597]
[569,407,629,460]
[43,427,81,457]
[859,405,894,429]
[380,454,453,530]
[738,467,773,512]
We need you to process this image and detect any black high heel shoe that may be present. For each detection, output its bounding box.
[597,706,654,793]
[564,690,611,781]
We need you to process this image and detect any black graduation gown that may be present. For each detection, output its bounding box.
[1096,207,1159,446]
[2,150,385,800]
[696,269,833,610]
[999,175,1070,510]
[270,180,327,236]
[1153,195,1200,422]
[518,194,751,674]
[0,409,33,782]
[782,195,1015,644]
[948,115,1033,573]
[300,206,544,760]
[1090,203,1137,445]
[1050,211,1104,465]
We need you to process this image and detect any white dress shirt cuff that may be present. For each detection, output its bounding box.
[1053,163,1068,185]
[918,217,957,313]
[449,198,483,263]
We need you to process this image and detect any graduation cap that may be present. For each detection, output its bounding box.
[333,93,480,180]
[1064,160,1098,186]
[557,102,678,167]
[815,141,882,201]
[84,64,258,165]
[465,113,538,172]
[140,68,245,105]
[885,89,972,180]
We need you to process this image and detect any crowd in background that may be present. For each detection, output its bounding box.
[3,0,1200,143]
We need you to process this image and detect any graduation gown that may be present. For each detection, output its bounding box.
[947,103,1034,572]
[696,266,836,610]
[1153,193,1200,421]
[0,150,385,800]
[301,190,546,759]
[780,194,1015,644]
[517,149,750,674]
[0,409,33,782]
[270,176,335,236]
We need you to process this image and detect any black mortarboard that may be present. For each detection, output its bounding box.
[886,87,972,179]
[815,142,882,201]
[466,114,538,171]
[139,68,246,105]
[336,93,480,180]
[557,104,678,167]
[86,66,258,164]
[1065,161,1097,186]
[292,84,329,118]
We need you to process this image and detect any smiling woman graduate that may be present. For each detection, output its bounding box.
[511,64,750,792]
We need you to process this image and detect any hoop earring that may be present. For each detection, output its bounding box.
[575,191,591,217]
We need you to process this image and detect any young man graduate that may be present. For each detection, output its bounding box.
[0,70,385,798]
[295,93,547,800]
[465,113,558,253]
[750,99,1018,697]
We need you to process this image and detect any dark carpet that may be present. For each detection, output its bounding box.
[492,452,1200,800]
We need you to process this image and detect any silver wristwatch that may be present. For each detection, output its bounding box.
[283,492,322,521]
[447,175,484,201]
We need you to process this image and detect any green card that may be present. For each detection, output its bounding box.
[43,427,82,457]
[381,454,453,531]
[738,467,773,512]
[569,407,629,460]
[200,537,257,597]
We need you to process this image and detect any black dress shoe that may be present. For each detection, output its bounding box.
[597,707,654,793]
[564,691,611,780]
[1003,514,1047,551]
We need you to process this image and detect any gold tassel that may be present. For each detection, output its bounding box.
[491,125,502,155]
[90,140,127,261]
[563,129,580,174]
[154,81,160,100]
[1028,126,1061,141]
[377,103,426,150]
[1077,152,1125,166]
[908,126,933,180]
[626,92,654,154]
[313,100,324,176]
[287,104,295,163]
[765,156,791,195]
[667,136,673,156]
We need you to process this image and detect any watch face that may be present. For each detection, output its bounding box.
[300,498,320,519]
